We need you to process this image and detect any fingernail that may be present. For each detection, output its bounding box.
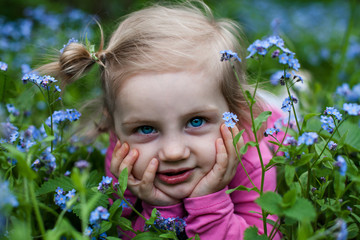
[151,158,157,165]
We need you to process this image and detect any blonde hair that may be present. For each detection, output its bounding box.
[38,0,264,138]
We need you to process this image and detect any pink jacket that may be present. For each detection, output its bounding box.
[105,109,283,240]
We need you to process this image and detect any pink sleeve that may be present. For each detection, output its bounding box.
[105,132,137,216]
[182,108,283,240]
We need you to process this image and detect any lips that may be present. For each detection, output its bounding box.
[157,168,193,185]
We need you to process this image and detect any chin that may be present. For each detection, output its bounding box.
[156,183,194,200]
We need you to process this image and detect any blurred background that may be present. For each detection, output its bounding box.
[0,0,359,126]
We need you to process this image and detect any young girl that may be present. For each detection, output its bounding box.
[41,1,282,239]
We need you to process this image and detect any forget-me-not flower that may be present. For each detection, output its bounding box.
[334,155,347,176]
[222,112,239,128]
[343,103,360,116]
[220,50,241,62]
[297,132,318,146]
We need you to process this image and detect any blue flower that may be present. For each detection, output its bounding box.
[320,116,335,133]
[0,122,19,143]
[324,107,342,121]
[281,96,298,112]
[6,104,20,117]
[297,132,318,146]
[66,189,76,199]
[60,38,79,53]
[343,103,360,116]
[336,219,348,240]
[55,187,64,195]
[89,206,109,225]
[0,61,8,71]
[98,176,113,193]
[270,70,290,85]
[278,53,289,64]
[334,155,347,176]
[144,210,187,237]
[84,227,93,236]
[222,112,239,128]
[0,180,18,209]
[264,128,280,137]
[292,70,303,83]
[284,136,297,146]
[75,160,89,170]
[220,50,241,62]
[328,141,337,151]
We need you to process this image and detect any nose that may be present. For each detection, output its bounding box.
[158,135,190,162]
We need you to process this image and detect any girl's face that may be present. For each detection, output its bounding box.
[113,71,230,200]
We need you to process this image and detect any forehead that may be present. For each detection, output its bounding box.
[115,71,225,118]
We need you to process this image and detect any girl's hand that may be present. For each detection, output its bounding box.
[110,141,180,206]
[189,124,243,198]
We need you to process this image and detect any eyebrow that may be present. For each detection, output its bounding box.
[121,108,220,126]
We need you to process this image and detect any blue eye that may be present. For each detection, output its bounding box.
[188,117,205,128]
[137,126,156,134]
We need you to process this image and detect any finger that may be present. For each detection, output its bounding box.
[213,138,228,175]
[110,142,130,175]
[220,124,234,152]
[119,148,138,177]
[139,158,158,192]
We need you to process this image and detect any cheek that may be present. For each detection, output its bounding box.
[131,145,155,179]
[194,134,219,171]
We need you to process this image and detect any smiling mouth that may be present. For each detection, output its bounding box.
[157,169,193,184]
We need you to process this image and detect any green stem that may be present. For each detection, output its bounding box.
[80,191,88,235]
[29,182,46,238]
[118,190,147,222]
[231,130,258,189]
[285,80,301,134]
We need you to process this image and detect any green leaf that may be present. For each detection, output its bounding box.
[118,167,128,195]
[245,90,255,104]
[285,165,295,187]
[253,111,272,133]
[293,153,314,167]
[45,218,85,240]
[240,141,257,155]
[233,129,245,146]
[226,185,259,194]
[3,143,37,180]
[334,171,345,198]
[85,170,103,188]
[71,168,86,192]
[109,199,123,215]
[106,237,122,240]
[255,191,283,215]
[266,156,286,169]
[244,226,269,240]
[145,208,158,225]
[300,113,320,130]
[43,123,53,137]
[282,189,297,208]
[267,140,281,146]
[132,231,163,240]
[99,221,112,234]
[36,176,75,196]
[283,198,316,222]
[194,234,201,240]
[297,221,313,240]
[159,232,177,239]
[112,215,133,231]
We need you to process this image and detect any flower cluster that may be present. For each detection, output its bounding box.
[343,103,360,116]
[60,38,79,53]
[297,132,318,146]
[54,187,76,211]
[45,109,81,127]
[22,73,57,89]
[281,95,298,112]
[334,155,347,176]
[74,160,90,170]
[0,122,19,144]
[335,83,360,102]
[220,50,241,62]
[0,180,18,210]
[264,127,280,137]
[144,211,187,238]
[97,176,112,193]
[284,136,297,146]
[39,148,57,173]
[222,112,239,128]
[89,206,110,226]
[328,141,337,151]
[0,61,8,71]
[6,104,20,116]
[323,107,342,121]
[247,35,300,71]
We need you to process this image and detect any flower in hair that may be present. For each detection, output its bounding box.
[220,50,241,62]
[60,38,78,53]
